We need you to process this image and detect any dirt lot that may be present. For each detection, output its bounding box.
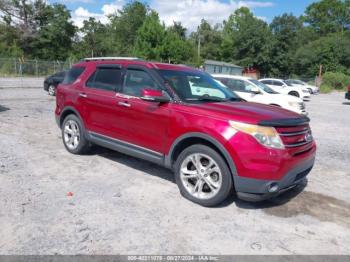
[0,87,349,255]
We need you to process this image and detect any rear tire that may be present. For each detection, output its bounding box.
[174,144,233,207]
[62,114,90,154]
[289,91,299,97]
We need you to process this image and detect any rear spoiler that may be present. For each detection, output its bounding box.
[259,116,310,127]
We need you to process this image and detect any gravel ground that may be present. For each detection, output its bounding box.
[0,88,349,255]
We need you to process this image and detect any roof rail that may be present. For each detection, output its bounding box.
[83,57,140,61]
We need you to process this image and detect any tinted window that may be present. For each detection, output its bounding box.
[62,67,85,84]
[53,71,65,78]
[123,69,159,97]
[273,80,283,86]
[260,80,271,85]
[216,78,253,93]
[86,68,122,91]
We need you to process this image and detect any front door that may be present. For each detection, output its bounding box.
[114,67,170,154]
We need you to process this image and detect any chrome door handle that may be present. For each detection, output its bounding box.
[79,93,87,98]
[118,101,131,108]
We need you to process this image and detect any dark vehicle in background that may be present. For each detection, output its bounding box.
[44,71,66,96]
[346,85,350,100]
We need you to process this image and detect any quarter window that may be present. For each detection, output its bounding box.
[86,68,122,92]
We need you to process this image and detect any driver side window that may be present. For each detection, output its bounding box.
[123,69,161,97]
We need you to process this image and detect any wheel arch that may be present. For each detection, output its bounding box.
[165,133,238,179]
[59,106,84,129]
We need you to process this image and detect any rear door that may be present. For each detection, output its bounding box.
[114,66,170,153]
[79,64,124,137]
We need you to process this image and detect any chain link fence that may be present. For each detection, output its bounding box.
[0,58,74,77]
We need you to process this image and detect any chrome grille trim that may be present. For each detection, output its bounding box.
[279,129,309,137]
[285,141,313,148]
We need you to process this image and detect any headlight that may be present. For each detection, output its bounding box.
[288,101,299,108]
[229,120,285,149]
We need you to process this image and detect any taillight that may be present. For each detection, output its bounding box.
[347,85,350,91]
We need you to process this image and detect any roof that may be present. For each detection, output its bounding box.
[204,60,243,69]
[212,74,252,80]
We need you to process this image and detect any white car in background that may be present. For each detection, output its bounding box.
[259,78,311,100]
[213,75,307,115]
[286,79,319,94]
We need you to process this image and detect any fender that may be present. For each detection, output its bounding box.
[165,132,238,179]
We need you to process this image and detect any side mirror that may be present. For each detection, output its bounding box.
[250,87,260,94]
[141,88,170,103]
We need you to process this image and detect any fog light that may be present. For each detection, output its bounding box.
[268,183,279,193]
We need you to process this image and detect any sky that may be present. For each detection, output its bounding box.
[50,0,318,30]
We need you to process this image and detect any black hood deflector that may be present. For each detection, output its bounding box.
[259,116,310,127]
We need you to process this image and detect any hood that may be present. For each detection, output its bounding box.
[270,93,303,103]
[290,84,308,91]
[190,101,302,125]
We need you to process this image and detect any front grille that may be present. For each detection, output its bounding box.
[276,125,313,151]
[299,102,306,111]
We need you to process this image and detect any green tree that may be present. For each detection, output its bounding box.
[293,33,350,77]
[190,19,223,65]
[221,7,272,74]
[30,4,76,60]
[168,21,187,40]
[77,18,110,58]
[303,0,350,35]
[269,13,303,76]
[162,29,193,64]
[108,1,148,55]
[134,11,166,60]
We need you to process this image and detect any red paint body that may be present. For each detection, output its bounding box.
[55,59,316,194]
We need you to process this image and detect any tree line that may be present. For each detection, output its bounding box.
[0,0,350,78]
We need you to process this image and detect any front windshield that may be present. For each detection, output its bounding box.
[290,79,306,85]
[249,79,279,94]
[284,80,294,86]
[158,69,241,102]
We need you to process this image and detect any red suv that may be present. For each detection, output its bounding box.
[55,58,316,206]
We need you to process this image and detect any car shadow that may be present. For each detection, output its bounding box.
[90,146,176,183]
[0,105,10,113]
[342,102,350,105]
[88,146,303,209]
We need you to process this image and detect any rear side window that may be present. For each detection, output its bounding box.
[86,68,122,92]
[62,67,85,84]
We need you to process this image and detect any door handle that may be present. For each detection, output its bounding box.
[118,101,131,108]
[79,93,87,98]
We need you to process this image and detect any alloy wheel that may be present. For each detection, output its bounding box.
[180,153,222,200]
[63,120,80,150]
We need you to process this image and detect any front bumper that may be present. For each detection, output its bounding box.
[235,157,315,202]
[345,92,350,100]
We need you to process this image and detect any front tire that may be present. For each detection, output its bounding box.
[289,91,300,97]
[48,84,56,96]
[62,114,90,154]
[174,144,233,207]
